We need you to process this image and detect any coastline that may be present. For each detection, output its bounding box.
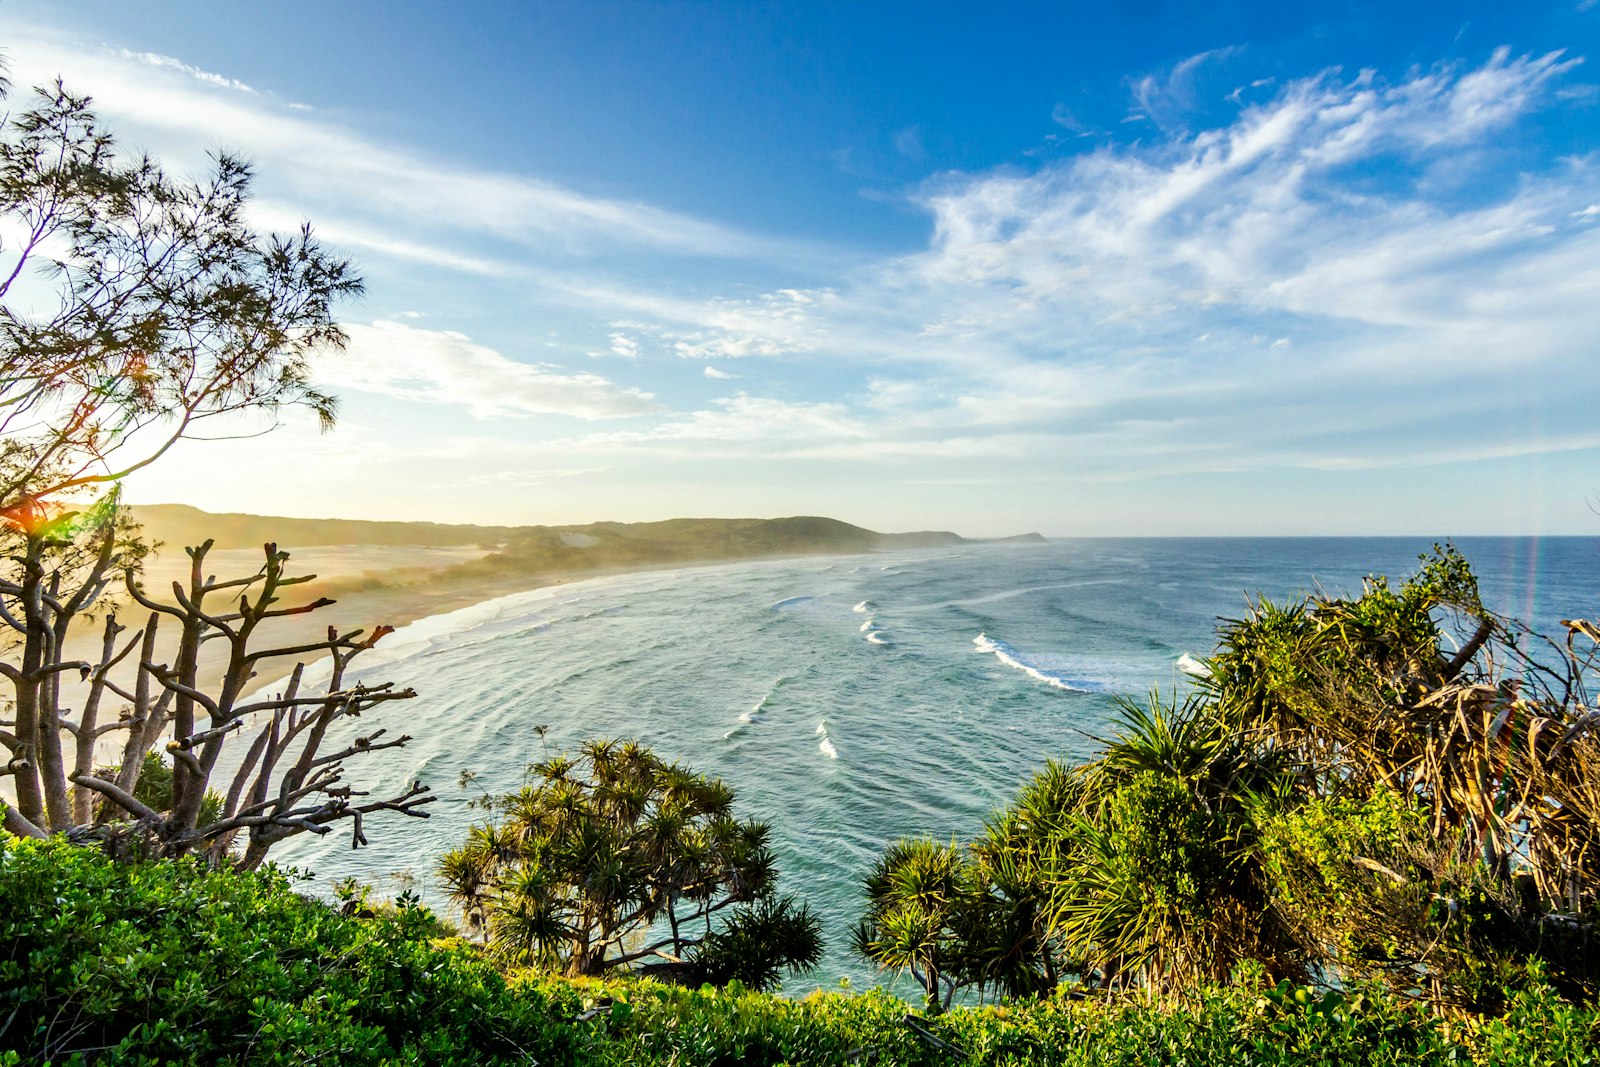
[236,541,1021,693]
[69,542,984,700]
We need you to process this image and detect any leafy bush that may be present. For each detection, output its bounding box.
[3,834,1597,1065]
[517,967,1598,1067]
[0,836,574,1065]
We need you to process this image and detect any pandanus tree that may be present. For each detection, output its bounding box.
[1203,546,1600,1005]
[853,820,1059,1012]
[1032,696,1304,994]
[439,738,821,990]
[866,546,1600,1007]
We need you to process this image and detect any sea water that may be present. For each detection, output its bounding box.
[255,537,1596,991]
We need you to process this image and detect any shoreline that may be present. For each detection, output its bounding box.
[36,538,1042,782]
[106,544,991,697]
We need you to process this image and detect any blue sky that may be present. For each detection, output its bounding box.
[5,1,1599,534]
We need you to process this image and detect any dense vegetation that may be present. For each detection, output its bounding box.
[5,835,1598,1066]
[859,547,1599,1015]
[128,504,523,551]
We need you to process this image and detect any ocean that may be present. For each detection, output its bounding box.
[257,536,1597,992]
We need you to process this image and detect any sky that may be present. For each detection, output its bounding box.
[4,1,1600,536]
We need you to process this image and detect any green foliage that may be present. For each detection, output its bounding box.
[689,895,824,992]
[92,750,223,829]
[520,967,1598,1067]
[0,835,574,1066]
[439,737,821,987]
[904,546,1599,1007]
[1017,695,1304,993]
[854,837,976,1011]
[1,77,361,511]
[4,835,1597,1065]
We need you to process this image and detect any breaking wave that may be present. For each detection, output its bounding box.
[972,633,1103,693]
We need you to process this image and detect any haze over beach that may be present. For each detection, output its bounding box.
[7,4,1600,1062]
[5,1,1599,535]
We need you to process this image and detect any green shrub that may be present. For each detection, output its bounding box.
[5,833,1597,1065]
[0,836,574,1065]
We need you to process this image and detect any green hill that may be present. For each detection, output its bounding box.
[127,506,1046,577]
[446,515,1001,580]
[129,504,518,550]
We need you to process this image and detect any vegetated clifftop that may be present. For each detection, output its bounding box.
[130,504,519,550]
[128,506,1046,580]
[446,515,1045,580]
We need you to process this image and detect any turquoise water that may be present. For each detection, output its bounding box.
[260,537,1596,990]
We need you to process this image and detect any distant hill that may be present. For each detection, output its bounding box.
[443,516,1048,581]
[127,506,1046,578]
[130,504,518,550]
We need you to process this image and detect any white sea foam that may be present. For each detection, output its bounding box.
[865,631,891,646]
[737,672,797,725]
[858,619,876,632]
[1176,652,1210,678]
[853,600,874,613]
[816,719,839,759]
[772,595,818,610]
[972,633,1100,692]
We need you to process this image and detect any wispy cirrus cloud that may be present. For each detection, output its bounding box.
[1127,45,1246,129]
[21,17,1598,530]
[573,394,867,452]
[117,49,257,93]
[594,47,1598,482]
[5,25,805,265]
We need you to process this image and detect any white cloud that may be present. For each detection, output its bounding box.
[576,394,866,450]
[591,47,1600,478]
[118,49,257,93]
[320,320,662,419]
[1128,45,1246,129]
[668,289,833,360]
[24,20,1598,529]
[906,47,1594,343]
[6,26,801,266]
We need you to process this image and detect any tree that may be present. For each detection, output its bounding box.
[438,738,822,990]
[1,78,359,523]
[0,524,436,865]
[1203,546,1600,1006]
[853,837,975,1012]
[1040,695,1306,995]
[1,74,430,866]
